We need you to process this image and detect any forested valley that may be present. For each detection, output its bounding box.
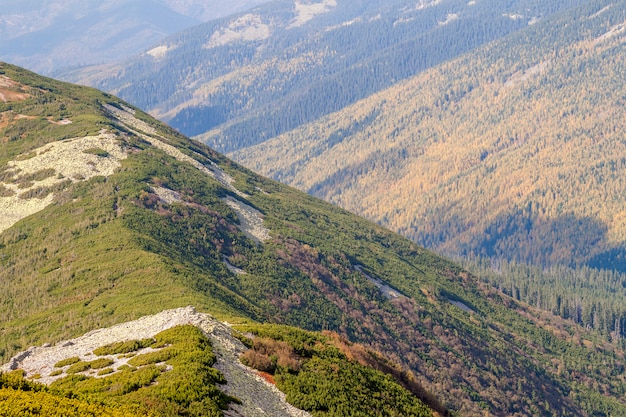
[4,0,626,413]
[62,0,626,346]
[223,0,626,342]
[66,0,588,153]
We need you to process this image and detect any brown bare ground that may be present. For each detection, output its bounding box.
[0,76,30,102]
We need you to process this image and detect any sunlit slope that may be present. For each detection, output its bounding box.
[66,0,588,153]
[233,0,626,270]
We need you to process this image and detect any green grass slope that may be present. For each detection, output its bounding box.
[1,63,626,416]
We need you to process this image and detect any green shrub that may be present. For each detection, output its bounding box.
[47,325,234,417]
[54,357,80,368]
[83,147,110,157]
[66,361,91,374]
[127,348,173,367]
[97,368,114,376]
[93,338,155,356]
[88,358,115,369]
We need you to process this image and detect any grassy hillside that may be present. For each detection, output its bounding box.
[233,0,626,272]
[2,62,626,416]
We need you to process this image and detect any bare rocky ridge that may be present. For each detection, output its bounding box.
[0,129,128,234]
[104,103,248,199]
[0,101,271,244]
[104,103,271,244]
[0,306,311,417]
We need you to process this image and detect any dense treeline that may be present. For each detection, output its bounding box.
[460,256,626,342]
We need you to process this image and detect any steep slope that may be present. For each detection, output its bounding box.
[1,63,626,416]
[66,0,589,152]
[233,0,626,272]
[0,0,271,75]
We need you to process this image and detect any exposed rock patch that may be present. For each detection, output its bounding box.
[355,265,406,300]
[0,129,127,233]
[594,21,626,44]
[223,255,247,275]
[289,0,337,28]
[448,299,476,313]
[1,306,311,417]
[0,75,30,102]
[205,14,271,48]
[104,104,272,245]
[104,103,249,198]
[152,185,183,204]
[223,196,271,244]
[504,60,550,87]
[146,45,171,59]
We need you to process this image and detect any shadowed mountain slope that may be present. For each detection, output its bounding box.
[0,0,271,75]
[65,0,589,153]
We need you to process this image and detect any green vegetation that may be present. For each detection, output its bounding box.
[234,0,626,273]
[94,339,156,356]
[97,368,114,376]
[83,148,110,157]
[127,349,173,367]
[64,358,115,374]
[0,370,150,417]
[54,357,80,368]
[461,256,626,342]
[1,61,626,416]
[66,361,91,374]
[48,325,233,416]
[232,0,626,346]
[238,324,436,417]
[83,0,588,155]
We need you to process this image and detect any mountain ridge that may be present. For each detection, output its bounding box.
[1,62,626,416]
[65,0,587,151]
[0,0,272,75]
[1,306,315,417]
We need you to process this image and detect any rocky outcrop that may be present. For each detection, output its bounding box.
[0,306,311,417]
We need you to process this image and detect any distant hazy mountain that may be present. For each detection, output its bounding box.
[2,62,626,416]
[0,0,271,75]
[67,0,587,152]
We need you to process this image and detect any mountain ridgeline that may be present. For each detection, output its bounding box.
[2,63,626,415]
[224,0,626,271]
[0,0,272,76]
[60,0,626,344]
[65,0,588,153]
[229,0,626,337]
